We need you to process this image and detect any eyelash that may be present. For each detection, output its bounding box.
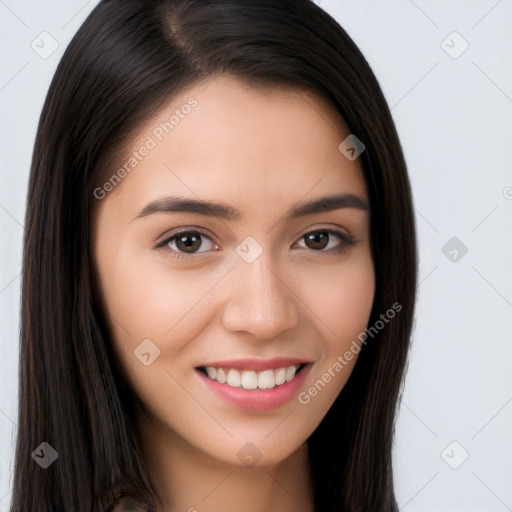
[155,227,356,261]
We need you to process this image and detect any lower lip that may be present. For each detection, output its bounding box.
[196,364,312,411]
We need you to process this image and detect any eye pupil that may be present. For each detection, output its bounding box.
[305,231,329,250]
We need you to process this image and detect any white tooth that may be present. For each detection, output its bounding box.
[285,365,298,382]
[241,370,258,390]
[258,369,275,389]
[274,367,286,385]
[206,367,217,380]
[216,368,226,383]
[227,369,241,387]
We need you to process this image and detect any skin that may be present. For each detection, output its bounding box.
[91,74,375,512]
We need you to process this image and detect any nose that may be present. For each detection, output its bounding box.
[221,250,300,340]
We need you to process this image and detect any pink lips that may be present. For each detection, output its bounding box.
[196,358,312,411]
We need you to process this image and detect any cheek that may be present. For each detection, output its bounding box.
[95,241,227,381]
[301,251,374,404]
[97,243,195,335]
[93,241,183,378]
[308,252,375,343]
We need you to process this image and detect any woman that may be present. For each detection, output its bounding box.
[11,1,417,511]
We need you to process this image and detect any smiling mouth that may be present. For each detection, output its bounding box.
[197,363,308,390]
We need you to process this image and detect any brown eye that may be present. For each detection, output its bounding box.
[304,231,330,250]
[157,229,218,257]
[297,229,355,253]
[174,232,203,253]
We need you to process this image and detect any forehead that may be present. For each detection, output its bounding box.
[95,74,367,223]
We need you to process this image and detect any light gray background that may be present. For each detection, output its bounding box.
[1,0,511,510]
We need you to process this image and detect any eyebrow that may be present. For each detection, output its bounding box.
[133,193,368,222]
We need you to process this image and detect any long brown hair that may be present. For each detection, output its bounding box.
[11,1,417,510]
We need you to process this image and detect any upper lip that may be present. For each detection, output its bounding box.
[197,357,311,371]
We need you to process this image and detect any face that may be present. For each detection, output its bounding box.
[91,75,375,468]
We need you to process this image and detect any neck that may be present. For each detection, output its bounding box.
[137,415,315,512]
